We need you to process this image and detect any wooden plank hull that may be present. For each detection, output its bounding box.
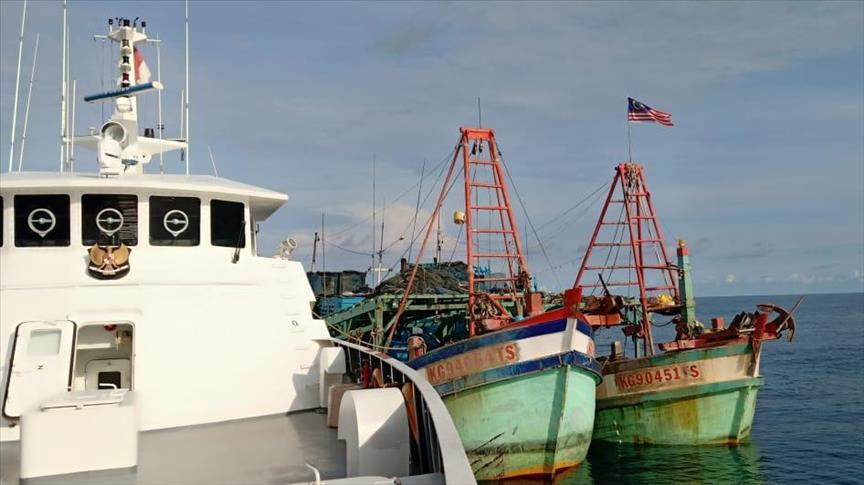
[594,342,762,445]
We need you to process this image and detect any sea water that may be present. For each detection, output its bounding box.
[571,292,864,484]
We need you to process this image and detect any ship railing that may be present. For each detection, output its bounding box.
[329,339,476,485]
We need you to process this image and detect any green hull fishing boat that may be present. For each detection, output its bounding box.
[447,368,596,476]
[594,342,762,444]
[574,163,799,446]
[412,305,601,479]
[389,128,601,480]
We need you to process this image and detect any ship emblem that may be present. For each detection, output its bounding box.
[88,243,131,279]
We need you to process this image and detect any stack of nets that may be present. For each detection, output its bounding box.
[374,261,469,295]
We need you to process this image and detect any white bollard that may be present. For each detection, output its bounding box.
[337,388,409,478]
[318,347,346,408]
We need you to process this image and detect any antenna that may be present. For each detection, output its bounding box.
[59,0,67,172]
[311,231,319,272]
[371,153,377,283]
[321,213,327,297]
[375,198,386,286]
[8,0,27,173]
[17,32,38,172]
[96,33,105,121]
[436,205,442,263]
[179,89,185,140]
[69,79,76,172]
[156,34,164,173]
[184,0,190,175]
[65,9,72,170]
[207,146,219,177]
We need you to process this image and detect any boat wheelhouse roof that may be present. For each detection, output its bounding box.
[0,172,288,220]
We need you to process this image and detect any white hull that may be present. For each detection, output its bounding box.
[1,237,329,434]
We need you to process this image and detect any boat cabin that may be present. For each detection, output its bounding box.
[0,172,328,435]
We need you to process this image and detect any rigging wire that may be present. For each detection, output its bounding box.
[639,194,674,291]
[329,147,455,239]
[381,162,463,280]
[376,151,457,270]
[593,202,626,296]
[326,146,460,276]
[447,223,464,263]
[327,240,372,256]
[407,158,426,261]
[534,181,610,233]
[525,184,608,250]
[495,147,562,288]
[319,148,455,270]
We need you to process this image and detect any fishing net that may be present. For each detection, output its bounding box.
[374,261,469,295]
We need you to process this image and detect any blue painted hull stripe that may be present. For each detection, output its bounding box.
[431,350,602,396]
[408,316,592,369]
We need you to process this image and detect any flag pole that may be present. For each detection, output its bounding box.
[627,119,633,162]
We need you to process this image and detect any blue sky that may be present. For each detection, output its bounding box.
[1,1,862,296]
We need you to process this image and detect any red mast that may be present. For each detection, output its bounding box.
[385,127,535,346]
[574,163,679,356]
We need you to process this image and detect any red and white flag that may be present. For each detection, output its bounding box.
[627,97,673,127]
[134,47,151,84]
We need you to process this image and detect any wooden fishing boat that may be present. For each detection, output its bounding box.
[387,128,601,480]
[573,163,798,445]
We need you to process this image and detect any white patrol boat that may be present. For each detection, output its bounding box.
[0,9,473,485]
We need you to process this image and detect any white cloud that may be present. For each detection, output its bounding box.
[725,273,737,284]
[788,273,836,285]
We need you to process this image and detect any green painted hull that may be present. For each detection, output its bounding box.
[594,344,763,445]
[594,377,762,445]
[442,365,598,480]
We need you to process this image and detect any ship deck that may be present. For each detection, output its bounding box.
[0,411,345,485]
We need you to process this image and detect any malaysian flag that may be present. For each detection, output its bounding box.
[628,97,673,127]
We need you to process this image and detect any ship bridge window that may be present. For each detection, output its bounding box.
[82,194,138,246]
[210,199,245,248]
[149,196,200,246]
[14,194,71,247]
